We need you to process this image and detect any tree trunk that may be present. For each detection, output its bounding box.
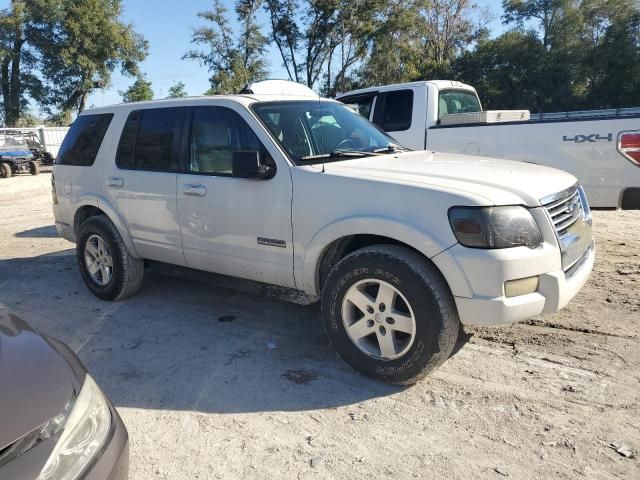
[2,0,24,127]
[78,92,88,113]
[1,59,11,126]
[7,37,23,126]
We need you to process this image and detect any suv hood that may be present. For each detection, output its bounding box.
[323,151,577,206]
[0,307,82,451]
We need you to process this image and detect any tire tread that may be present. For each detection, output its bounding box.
[323,244,459,385]
[77,215,144,301]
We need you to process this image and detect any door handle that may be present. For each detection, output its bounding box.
[183,184,207,197]
[107,177,124,188]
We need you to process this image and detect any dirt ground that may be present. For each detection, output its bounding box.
[0,173,638,480]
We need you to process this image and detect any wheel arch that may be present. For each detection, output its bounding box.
[73,196,140,259]
[301,216,454,297]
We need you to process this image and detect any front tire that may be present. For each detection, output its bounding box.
[29,160,40,175]
[76,215,144,301]
[321,245,459,385]
[0,163,11,178]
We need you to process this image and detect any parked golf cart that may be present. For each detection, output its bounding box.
[0,129,55,165]
[0,133,40,178]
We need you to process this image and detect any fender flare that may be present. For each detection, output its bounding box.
[72,195,141,259]
[299,215,455,296]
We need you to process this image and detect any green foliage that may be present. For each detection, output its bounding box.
[184,0,268,94]
[264,0,382,93]
[33,0,148,113]
[167,81,188,98]
[0,0,43,126]
[16,110,42,126]
[119,75,153,103]
[356,0,488,89]
[45,109,72,126]
[0,0,147,126]
[455,0,640,112]
[455,31,547,110]
[581,7,640,108]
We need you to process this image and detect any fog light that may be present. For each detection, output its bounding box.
[504,277,539,298]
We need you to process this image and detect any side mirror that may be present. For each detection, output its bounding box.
[232,151,275,179]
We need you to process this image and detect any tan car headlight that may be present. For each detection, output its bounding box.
[448,206,542,249]
[38,374,112,480]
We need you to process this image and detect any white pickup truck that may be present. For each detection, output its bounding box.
[53,82,594,384]
[337,80,640,209]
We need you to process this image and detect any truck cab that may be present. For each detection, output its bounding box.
[338,80,481,150]
[337,81,640,209]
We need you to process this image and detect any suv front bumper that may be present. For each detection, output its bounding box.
[433,241,595,327]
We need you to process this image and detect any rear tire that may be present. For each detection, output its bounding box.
[43,152,55,165]
[76,215,144,301]
[321,244,459,385]
[29,160,40,175]
[0,163,11,179]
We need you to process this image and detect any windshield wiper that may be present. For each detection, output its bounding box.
[299,149,379,162]
[372,143,409,154]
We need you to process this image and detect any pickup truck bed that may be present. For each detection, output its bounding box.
[427,110,640,209]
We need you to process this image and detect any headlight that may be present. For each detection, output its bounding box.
[448,206,542,249]
[38,374,112,480]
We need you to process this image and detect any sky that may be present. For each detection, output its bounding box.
[82,0,507,108]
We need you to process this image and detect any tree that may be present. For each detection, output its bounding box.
[0,0,147,125]
[264,0,382,90]
[356,0,484,88]
[167,81,188,98]
[322,0,382,95]
[356,1,425,86]
[184,0,268,94]
[455,31,547,111]
[0,0,42,126]
[32,0,148,113]
[581,3,640,108]
[120,75,153,102]
[497,0,640,111]
[502,0,573,48]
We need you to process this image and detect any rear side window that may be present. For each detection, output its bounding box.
[116,108,183,171]
[56,114,113,166]
[339,94,376,119]
[373,90,413,132]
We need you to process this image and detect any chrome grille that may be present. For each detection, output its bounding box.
[542,187,583,237]
[541,185,593,271]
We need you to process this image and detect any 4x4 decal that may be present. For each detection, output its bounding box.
[563,133,612,143]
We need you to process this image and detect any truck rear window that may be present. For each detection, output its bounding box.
[56,114,113,166]
[438,90,481,119]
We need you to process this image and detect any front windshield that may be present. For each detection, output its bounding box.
[252,101,405,164]
[0,135,28,148]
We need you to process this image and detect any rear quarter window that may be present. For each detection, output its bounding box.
[56,114,113,166]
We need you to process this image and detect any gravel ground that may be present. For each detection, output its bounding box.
[1,173,638,480]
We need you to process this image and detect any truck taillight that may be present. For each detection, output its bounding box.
[618,131,640,166]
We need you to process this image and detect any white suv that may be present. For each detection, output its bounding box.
[52,90,594,384]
